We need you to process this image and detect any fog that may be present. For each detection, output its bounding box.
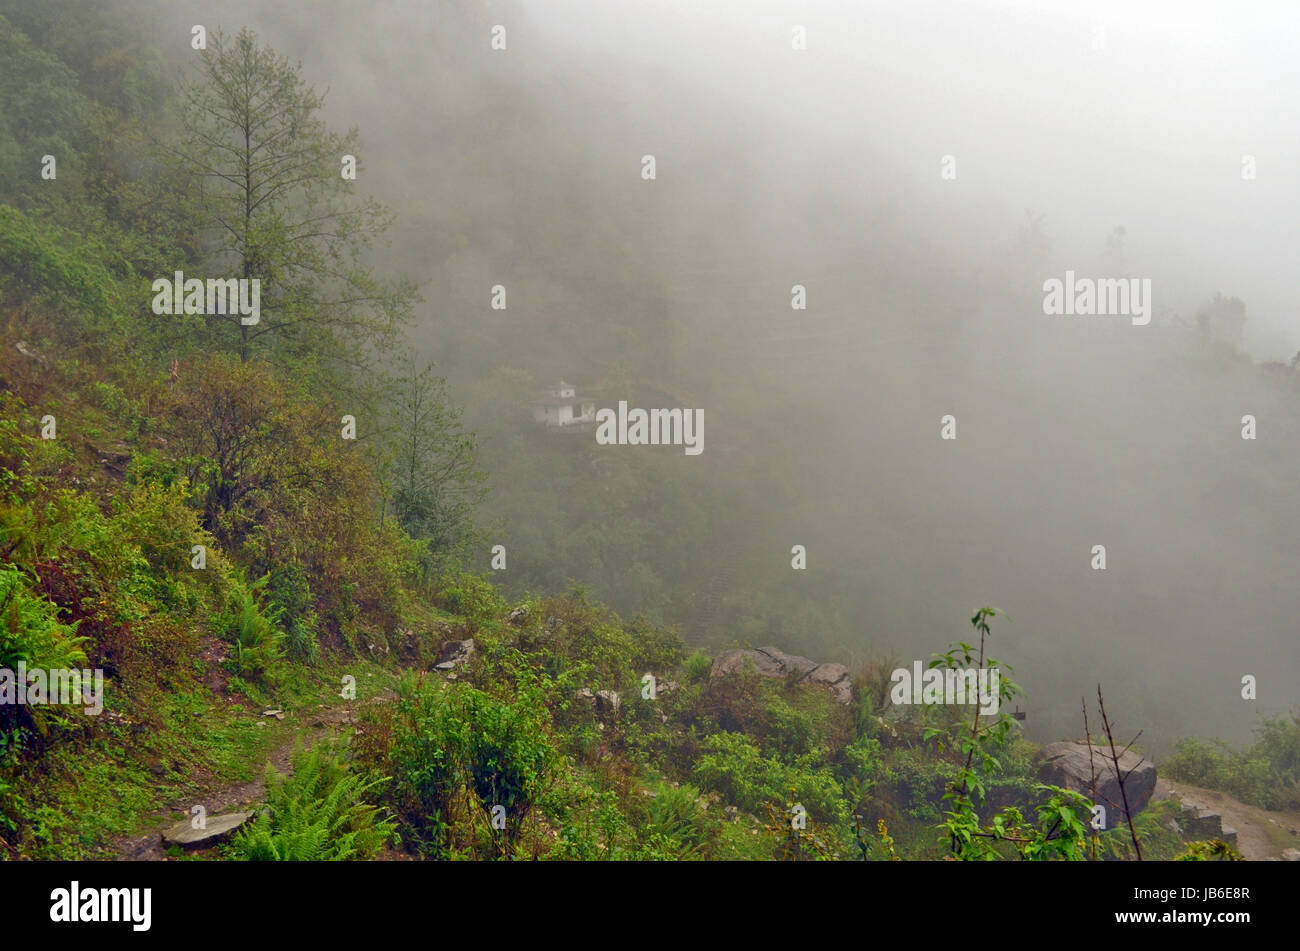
[131,0,1299,752]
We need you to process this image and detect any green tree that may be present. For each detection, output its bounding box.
[0,14,89,210]
[385,360,488,563]
[165,27,414,366]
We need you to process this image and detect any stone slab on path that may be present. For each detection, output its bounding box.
[161,811,254,849]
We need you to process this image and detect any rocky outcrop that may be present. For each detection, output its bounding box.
[435,638,475,671]
[574,687,621,718]
[710,647,853,705]
[1178,803,1238,847]
[1033,741,1157,829]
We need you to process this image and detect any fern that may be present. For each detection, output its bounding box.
[228,573,285,679]
[229,740,396,861]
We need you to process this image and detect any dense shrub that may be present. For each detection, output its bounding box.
[264,561,320,665]
[0,562,89,733]
[1163,714,1300,810]
[364,673,557,858]
[616,780,717,860]
[436,570,505,622]
[691,731,850,838]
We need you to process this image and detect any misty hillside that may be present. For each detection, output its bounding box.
[112,0,1300,750]
[0,0,1297,868]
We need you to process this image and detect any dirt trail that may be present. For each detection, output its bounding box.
[114,697,385,861]
[1159,780,1300,861]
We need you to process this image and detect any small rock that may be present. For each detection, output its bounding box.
[1281,848,1300,861]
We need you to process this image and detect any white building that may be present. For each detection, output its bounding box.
[531,380,596,427]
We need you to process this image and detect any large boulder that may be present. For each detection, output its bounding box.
[1034,742,1157,829]
[713,646,805,678]
[710,647,852,705]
